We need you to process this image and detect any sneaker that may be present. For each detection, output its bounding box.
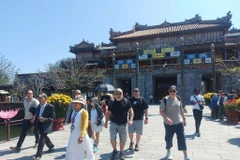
[165,151,173,160]
[129,142,134,150]
[9,146,20,152]
[93,147,98,153]
[111,149,117,160]
[119,151,125,160]
[184,156,192,160]
[134,144,139,151]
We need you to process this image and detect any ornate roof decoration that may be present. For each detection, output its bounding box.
[69,40,95,53]
[185,14,202,23]
[160,20,171,27]
[134,22,148,31]
[216,11,232,23]
[228,27,240,33]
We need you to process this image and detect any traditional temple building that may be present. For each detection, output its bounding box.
[70,12,240,104]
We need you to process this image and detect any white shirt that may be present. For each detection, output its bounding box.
[190,94,205,110]
[39,103,47,117]
[23,98,39,120]
[90,108,98,123]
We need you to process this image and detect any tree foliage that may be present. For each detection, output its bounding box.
[0,53,18,85]
[45,58,106,93]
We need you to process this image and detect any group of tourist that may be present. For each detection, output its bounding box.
[10,85,197,160]
[209,89,238,120]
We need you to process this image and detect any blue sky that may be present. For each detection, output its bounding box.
[0,0,239,74]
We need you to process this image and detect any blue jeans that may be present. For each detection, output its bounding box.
[164,122,187,151]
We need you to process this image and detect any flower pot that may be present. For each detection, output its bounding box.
[53,117,65,131]
[226,110,239,125]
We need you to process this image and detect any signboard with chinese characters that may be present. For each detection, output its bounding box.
[170,51,180,57]
[184,52,211,65]
[142,47,180,59]
[143,49,156,54]
[152,53,165,59]
[115,59,136,69]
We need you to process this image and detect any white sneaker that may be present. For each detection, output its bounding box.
[166,151,173,160]
[184,156,191,160]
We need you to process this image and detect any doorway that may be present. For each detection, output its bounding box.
[153,76,177,101]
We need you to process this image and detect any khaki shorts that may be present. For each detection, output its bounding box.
[128,120,143,135]
[110,122,127,142]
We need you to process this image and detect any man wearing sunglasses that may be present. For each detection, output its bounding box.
[104,88,134,160]
[160,85,191,160]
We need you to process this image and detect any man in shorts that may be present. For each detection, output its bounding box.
[104,88,134,160]
[160,85,191,160]
[128,88,149,151]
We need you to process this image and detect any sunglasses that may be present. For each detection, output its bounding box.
[169,90,176,93]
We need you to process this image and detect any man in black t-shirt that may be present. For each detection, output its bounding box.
[104,88,133,160]
[128,88,149,151]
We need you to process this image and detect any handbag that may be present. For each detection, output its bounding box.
[87,121,93,138]
[193,95,204,110]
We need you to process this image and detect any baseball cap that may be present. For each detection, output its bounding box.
[133,88,140,92]
[169,85,177,90]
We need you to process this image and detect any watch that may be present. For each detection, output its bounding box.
[183,117,186,120]
[145,117,148,120]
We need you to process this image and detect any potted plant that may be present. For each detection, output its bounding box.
[224,99,239,124]
[47,94,72,131]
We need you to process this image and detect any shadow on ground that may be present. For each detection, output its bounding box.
[0,146,33,157]
[8,156,34,160]
[99,149,134,160]
[228,138,240,147]
[185,133,196,140]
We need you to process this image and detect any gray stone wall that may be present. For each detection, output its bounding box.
[139,74,153,103]
[221,75,240,94]
[177,72,202,104]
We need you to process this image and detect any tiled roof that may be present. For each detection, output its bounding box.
[112,23,223,40]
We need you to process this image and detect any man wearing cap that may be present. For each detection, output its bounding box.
[128,88,149,151]
[160,85,191,160]
[104,88,134,160]
[65,90,82,125]
[31,93,55,160]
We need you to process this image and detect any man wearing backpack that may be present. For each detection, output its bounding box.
[104,88,134,160]
[160,85,191,160]
[128,88,149,151]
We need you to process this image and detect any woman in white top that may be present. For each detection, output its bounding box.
[190,88,205,137]
[87,97,104,153]
[65,96,94,160]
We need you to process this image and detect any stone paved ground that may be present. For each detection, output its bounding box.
[0,105,240,160]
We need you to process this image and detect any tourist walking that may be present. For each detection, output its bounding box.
[88,97,104,153]
[160,85,191,160]
[217,90,226,121]
[10,90,39,152]
[128,88,149,151]
[31,93,55,160]
[104,88,133,160]
[190,88,205,137]
[65,90,82,124]
[101,91,112,107]
[65,96,94,160]
[210,93,219,119]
